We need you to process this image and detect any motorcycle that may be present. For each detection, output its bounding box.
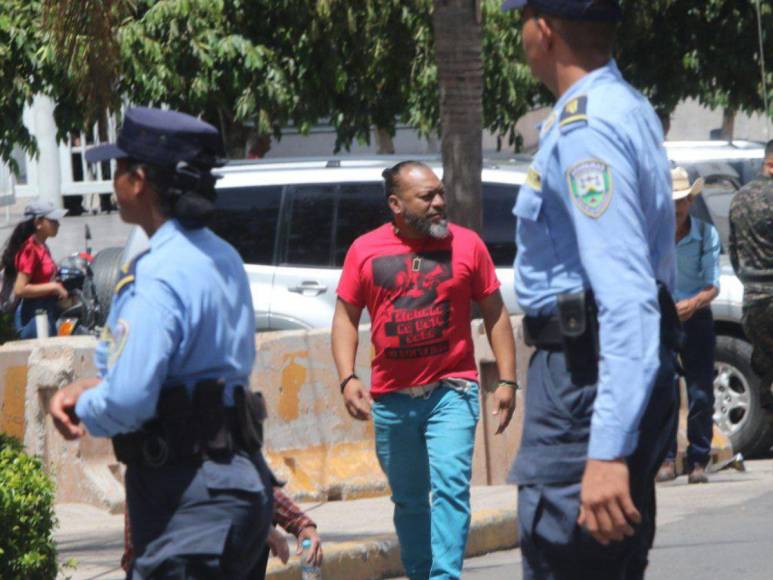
[56,226,101,336]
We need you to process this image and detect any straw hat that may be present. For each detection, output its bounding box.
[671,167,704,201]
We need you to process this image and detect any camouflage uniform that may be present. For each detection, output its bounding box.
[729,175,773,378]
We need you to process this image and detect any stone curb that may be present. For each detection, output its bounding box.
[266,507,518,580]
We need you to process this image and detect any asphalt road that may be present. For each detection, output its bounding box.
[456,459,773,579]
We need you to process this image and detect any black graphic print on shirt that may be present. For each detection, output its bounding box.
[371,251,452,359]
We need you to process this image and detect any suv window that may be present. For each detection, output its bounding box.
[334,183,391,266]
[482,183,519,266]
[283,184,337,266]
[211,185,282,265]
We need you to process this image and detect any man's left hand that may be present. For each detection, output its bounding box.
[577,459,641,545]
[492,385,516,434]
[49,378,99,440]
[675,298,698,322]
[296,525,323,566]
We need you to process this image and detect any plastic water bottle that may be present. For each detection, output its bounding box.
[300,538,322,580]
[34,309,49,338]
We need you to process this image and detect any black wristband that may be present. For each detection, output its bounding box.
[339,373,358,393]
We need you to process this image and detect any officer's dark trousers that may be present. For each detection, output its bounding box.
[126,453,273,580]
[512,346,678,580]
[666,307,715,468]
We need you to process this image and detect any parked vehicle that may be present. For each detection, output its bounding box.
[55,226,99,336]
[104,141,771,456]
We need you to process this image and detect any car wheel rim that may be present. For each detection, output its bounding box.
[713,362,751,438]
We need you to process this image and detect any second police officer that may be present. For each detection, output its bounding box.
[501,1,681,578]
[49,107,273,578]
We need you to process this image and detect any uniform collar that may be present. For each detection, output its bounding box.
[552,59,620,117]
[148,218,181,251]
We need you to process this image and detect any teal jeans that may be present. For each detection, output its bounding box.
[372,381,480,580]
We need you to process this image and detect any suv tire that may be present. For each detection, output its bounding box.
[91,247,124,326]
[713,335,773,457]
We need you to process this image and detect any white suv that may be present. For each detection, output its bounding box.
[119,155,530,330]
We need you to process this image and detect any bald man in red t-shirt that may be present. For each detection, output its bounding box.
[332,161,517,579]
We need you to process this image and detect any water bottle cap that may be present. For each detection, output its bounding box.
[302,538,312,549]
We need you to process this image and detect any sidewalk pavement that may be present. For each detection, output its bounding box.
[54,485,518,580]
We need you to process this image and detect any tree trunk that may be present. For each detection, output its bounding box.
[432,0,483,233]
[375,127,396,154]
[720,107,736,141]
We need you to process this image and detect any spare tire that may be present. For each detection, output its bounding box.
[91,246,125,326]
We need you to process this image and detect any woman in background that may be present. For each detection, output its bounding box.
[0,201,67,338]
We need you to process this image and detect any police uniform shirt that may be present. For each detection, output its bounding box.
[75,219,257,436]
[514,59,675,460]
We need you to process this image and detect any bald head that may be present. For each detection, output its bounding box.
[382,161,448,239]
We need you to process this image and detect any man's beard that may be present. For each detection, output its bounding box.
[404,210,449,239]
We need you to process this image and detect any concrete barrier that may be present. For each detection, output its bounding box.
[0,317,530,509]
[0,316,728,511]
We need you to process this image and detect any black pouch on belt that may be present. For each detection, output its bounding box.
[557,291,599,386]
[192,379,232,459]
[233,387,266,456]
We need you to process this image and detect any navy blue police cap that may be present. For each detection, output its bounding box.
[501,0,622,21]
[85,107,225,169]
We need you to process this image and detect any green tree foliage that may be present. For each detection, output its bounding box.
[36,0,540,156]
[0,2,51,171]
[617,0,772,120]
[0,434,59,579]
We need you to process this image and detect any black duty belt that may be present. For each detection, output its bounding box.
[112,380,266,469]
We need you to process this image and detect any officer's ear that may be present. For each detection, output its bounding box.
[536,16,555,50]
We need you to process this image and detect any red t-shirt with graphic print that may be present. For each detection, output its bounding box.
[15,236,56,284]
[337,223,500,397]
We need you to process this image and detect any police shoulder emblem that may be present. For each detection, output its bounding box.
[526,165,542,191]
[566,159,613,218]
[559,95,588,133]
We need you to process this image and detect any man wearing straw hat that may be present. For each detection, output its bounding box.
[656,167,721,484]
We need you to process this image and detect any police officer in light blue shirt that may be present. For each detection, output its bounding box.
[656,167,721,485]
[49,107,272,579]
[501,1,680,577]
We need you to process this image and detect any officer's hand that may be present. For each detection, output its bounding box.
[297,525,323,566]
[342,378,373,421]
[49,379,98,440]
[675,298,697,322]
[267,527,290,564]
[578,459,641,545]
[492,385,516,434]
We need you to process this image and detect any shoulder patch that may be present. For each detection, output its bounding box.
[107,319,130,369]
[113,250,149,297]
[525,166,542,191]
[559,95,588,132]
[566,159,613,218]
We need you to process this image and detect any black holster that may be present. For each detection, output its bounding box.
[112,380,267,468]
[523,282,682,386]
[556,290,600,386]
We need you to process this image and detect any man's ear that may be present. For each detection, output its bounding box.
[388,194,402,217]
